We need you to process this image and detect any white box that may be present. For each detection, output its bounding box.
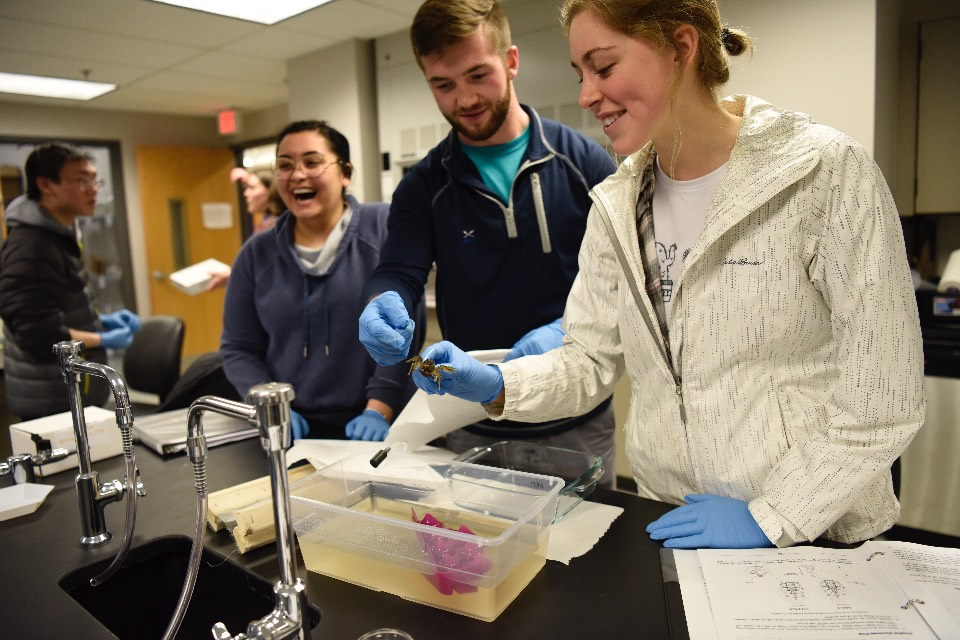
[8,407,122,477]
[168,258,231,296]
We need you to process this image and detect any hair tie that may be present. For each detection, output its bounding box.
[721,27,731,44]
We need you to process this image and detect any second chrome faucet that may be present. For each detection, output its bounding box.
[54,340,145,585]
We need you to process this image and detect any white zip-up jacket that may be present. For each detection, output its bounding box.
[494,96,925,546]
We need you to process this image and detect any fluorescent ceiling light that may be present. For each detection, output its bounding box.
[0,72,116,101]
[150,0,334,25]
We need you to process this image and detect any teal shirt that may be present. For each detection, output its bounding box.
[460,126,530,204]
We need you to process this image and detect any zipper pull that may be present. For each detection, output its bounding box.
[676,381,687,424]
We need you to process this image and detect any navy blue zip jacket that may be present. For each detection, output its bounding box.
[221,196,420,438]
[363,105,616,436]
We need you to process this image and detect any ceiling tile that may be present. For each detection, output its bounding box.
[279,0,409,39]
[183,51,288,83]
[218,28,337,61]
[0,50,154,85]
[0,18,203,69]
[0,0,424,117]
[0,0,261,47]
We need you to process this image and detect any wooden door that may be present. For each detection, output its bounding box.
[136,146,240,358]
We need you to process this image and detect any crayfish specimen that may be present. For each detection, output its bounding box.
[407,355,456,391]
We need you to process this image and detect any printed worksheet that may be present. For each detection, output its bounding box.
[868,541,960,635]
[695,543,960,639]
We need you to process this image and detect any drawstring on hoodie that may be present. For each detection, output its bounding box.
[301,277,331,358]
[321,279,330,355]
[301,279,310,358]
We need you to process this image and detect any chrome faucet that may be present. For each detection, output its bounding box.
[54,340,145,586]
[163,382,310,640]
[0,447,75,486]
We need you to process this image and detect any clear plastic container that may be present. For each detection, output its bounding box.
[289,449,563,622]
[454,441,603,521]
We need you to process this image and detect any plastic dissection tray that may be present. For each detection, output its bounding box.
[0,483,55,522]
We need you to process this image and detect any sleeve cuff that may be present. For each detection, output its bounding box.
[749,498,795,548]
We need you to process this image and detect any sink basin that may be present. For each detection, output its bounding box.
[59,535,321,639]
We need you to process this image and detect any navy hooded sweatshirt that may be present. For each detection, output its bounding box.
[220,195,420,438]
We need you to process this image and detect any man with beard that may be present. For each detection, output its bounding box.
[359,0,618,484]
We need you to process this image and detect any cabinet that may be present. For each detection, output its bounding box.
[915,17,960,214]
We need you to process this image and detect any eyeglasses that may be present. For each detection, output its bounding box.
[273,154,342,179]
[66,177,105,191]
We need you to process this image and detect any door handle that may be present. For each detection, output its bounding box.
[151,270,168,280]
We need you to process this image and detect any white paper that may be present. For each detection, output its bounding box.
[168,258,230,295]
[869,541,960,639]
[546,500,622,564]
[675,549,720,640]
[695,545,954,639]
[384,349,510,451]
[201,202,233,229]
[286,439,456,471]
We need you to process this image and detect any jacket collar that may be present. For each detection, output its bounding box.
[595,95,823,262]
[441,104,553,180]
[587,95,827,344]
[274,194,362,271]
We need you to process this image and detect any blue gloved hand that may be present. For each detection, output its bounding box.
[290,410,309,441]
[345,409,390,441]
[100,309,141,332]
[504,318,564,362]
[359,291,415,366]
[646,494,773,549]
[412,341,504,403]
[98,326,134,350]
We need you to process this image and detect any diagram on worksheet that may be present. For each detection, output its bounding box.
[736,555,861,608]
[677,542,960,639]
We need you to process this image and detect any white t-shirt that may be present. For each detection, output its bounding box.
[652,157,729,327]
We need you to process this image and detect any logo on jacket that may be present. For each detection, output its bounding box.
[461,229,476,244]
[722,257,764,266]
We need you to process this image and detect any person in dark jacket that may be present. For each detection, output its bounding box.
[220,121,422,441]
[358,0,618,483]
[0,143,140,420]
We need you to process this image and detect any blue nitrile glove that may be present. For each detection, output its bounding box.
[359,291,415,366]
[504,318,564,362]
[98,326,134,350]
[290,410,309,441]
[345,409,390,441]
[100,309,142,332]
[412,341,504,403]
[646,494,773,549]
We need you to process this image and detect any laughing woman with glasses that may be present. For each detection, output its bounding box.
[220,120,423,442]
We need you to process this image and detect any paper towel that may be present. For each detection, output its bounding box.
[547,500,624,564]
[939,248,960,294]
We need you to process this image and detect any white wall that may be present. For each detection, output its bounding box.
[375,0,882,200]
[0,102,225,317]
[234,103,290,145]
[874,0,901,189]
[288,39,381,202]
[721,0,878,156]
